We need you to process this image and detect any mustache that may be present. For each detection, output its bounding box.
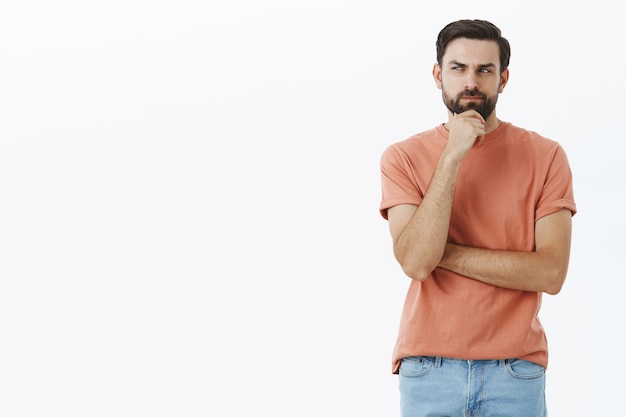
[457,89,487,99]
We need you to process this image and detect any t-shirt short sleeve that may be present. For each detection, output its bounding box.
[535,144,577,220]
[379,144,424,220]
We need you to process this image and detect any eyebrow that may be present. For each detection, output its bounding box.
[448,60,497,69]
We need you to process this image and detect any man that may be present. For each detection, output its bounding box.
[379,19,576,417]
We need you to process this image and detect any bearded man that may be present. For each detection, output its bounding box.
[379,19,576,417]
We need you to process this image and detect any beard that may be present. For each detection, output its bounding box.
[442,88,498,120]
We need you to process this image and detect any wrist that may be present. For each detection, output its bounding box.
[439,242,458,269]
[438,150,463,171]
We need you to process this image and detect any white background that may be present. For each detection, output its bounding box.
[1,1,623,416]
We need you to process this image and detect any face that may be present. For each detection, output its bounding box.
[433,38,509,121]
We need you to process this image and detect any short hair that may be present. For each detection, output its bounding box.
[436,19,511,73]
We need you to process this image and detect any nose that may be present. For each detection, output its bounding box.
[464,74,478,90]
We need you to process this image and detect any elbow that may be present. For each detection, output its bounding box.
[399,261,434,282]
[543,267,568,295]
[544,282,563,295]
[393,245,439,282]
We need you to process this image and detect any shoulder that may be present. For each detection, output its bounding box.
[382,126,446,160]
[504,123,560,147]
[500,124,574,183]
[502,123,567,158]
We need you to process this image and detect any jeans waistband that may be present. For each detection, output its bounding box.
[431,357,507,368]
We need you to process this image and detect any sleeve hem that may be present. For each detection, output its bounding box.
[379,197,422,220]
[535,199,577,221]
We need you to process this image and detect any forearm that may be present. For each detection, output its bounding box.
[393,156,461,280]
[439,243,568,294]
[389,111,489,281]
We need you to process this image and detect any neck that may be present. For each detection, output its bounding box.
[484,115,502,133]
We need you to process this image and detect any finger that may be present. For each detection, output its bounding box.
[459,109,485,123]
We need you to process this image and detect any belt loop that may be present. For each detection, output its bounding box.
[434,357,442,368]
[498,359,506,367]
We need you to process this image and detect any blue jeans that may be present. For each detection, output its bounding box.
[399,356,547,417]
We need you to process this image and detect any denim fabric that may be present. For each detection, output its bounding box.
[399,356,546,417]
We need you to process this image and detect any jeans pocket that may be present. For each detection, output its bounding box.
[505,358,545,380]
[399,356,434,378]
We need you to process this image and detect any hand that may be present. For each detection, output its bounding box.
[443,110,486,163]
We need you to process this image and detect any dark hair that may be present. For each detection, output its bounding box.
[436,19,511,73]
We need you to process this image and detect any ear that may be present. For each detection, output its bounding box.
[432,63,443,90]
[498,68,510,93]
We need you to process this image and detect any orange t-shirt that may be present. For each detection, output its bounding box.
[379,122,576,374]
